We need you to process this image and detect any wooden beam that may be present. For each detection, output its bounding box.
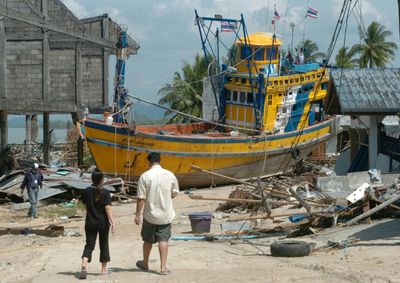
[71,112,83,165]
[189,195,330,208]
[25,115,32,153]
[43,112,50,164]
[101,16,109,108]
[0,7,117,49]
[75,43,82,106]
[0,110,7,149]
[229,211,310,222]
[0,16,6,99]
[190,165,288,197]
[289,186,312,212]
[42,30,50,102]
[344,193,400,226]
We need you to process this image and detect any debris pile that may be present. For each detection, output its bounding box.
[189,163,400,239]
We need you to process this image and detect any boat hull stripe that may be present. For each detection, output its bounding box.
[86,133,331,158]
[84,119,332,144]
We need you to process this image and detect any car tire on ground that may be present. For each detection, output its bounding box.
[270,240,314,257]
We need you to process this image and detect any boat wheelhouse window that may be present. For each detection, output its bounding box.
[241,46,251,59]
[254,47,265,61]
[247,92,254,104]
[240,92,246,103]
[266,47,278,60]
[226,91,232,101]
[232,91,238,102]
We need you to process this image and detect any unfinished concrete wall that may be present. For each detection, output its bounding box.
[0,0,115,114]
[49,49,75,103]
[6,41,43,100]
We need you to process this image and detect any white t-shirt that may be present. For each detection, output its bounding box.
[137,164,179,225]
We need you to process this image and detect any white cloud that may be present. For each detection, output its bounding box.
[153,3,169,17]
[60,0,88,19]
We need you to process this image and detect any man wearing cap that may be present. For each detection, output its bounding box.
[20,163,44,218]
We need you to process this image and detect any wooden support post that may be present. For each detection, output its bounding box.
[43,112,50,164]
[71,112,83,166]
[344,193,400,226]
[25,115,32,153]
[362,193,371,224]
[0,110,7,149]
[0,15,6,99]
[75,42,82,106]
[101,15,109,108]
[42,30,50,102]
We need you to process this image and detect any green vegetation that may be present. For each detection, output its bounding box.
[334,21,397,68]
[356,21,398,68]
[223,44,238,66]
[298,39,326,62]
[334,46,360,68]
[158,54,208,123]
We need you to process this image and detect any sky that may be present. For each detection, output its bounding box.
[61,0,400,107]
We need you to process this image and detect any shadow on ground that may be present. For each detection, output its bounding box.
[350,218,400,245]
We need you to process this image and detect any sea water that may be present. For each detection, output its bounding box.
[7,128,68,144]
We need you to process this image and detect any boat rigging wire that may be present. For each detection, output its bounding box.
[234,0,357,236]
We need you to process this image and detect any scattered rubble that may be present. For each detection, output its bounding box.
[187,160,400,247]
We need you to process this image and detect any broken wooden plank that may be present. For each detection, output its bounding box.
[191,165,289,198]
[228,211,310,222]
[344,193,400,226]
[289,186,311,212]
[189,195,330,208]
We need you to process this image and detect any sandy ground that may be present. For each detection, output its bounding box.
[1,185,400,283]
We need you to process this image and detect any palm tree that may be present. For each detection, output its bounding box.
[334,46,360,68]
[158,54,208,123]
[297,39,326,62]
[222,44,238,66]
[355,21,398,68]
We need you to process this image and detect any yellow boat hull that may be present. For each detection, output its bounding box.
[83,118,336,188]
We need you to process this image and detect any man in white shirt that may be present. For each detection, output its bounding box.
[134,152,179,275]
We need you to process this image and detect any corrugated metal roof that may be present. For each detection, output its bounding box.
[330,68,400,114]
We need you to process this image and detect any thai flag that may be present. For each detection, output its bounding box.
[271,9,281,25]
[305,6,318,18]
[221,21,236,32]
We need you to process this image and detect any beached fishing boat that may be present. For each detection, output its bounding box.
[82,13,337,188]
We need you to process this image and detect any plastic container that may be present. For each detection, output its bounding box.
[189,212,213,233]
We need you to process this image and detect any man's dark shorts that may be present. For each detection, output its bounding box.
[141,219,171,244]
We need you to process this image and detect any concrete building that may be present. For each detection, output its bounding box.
[0,0,139,163]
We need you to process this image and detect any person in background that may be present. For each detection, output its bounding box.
[80,169,116,280]
[134,152,179,275]
[20,162,43,218]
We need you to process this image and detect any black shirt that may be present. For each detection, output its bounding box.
[82,186,112,227]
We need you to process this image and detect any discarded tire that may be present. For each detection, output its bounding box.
[270,240,314,257]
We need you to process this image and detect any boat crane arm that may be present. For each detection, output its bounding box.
[112,27,131,124]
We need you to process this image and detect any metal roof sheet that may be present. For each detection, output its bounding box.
[330,68,400,114]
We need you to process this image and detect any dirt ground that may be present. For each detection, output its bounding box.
[1,185,400,283]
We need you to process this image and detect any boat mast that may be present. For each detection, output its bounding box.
[112,26,130,124]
